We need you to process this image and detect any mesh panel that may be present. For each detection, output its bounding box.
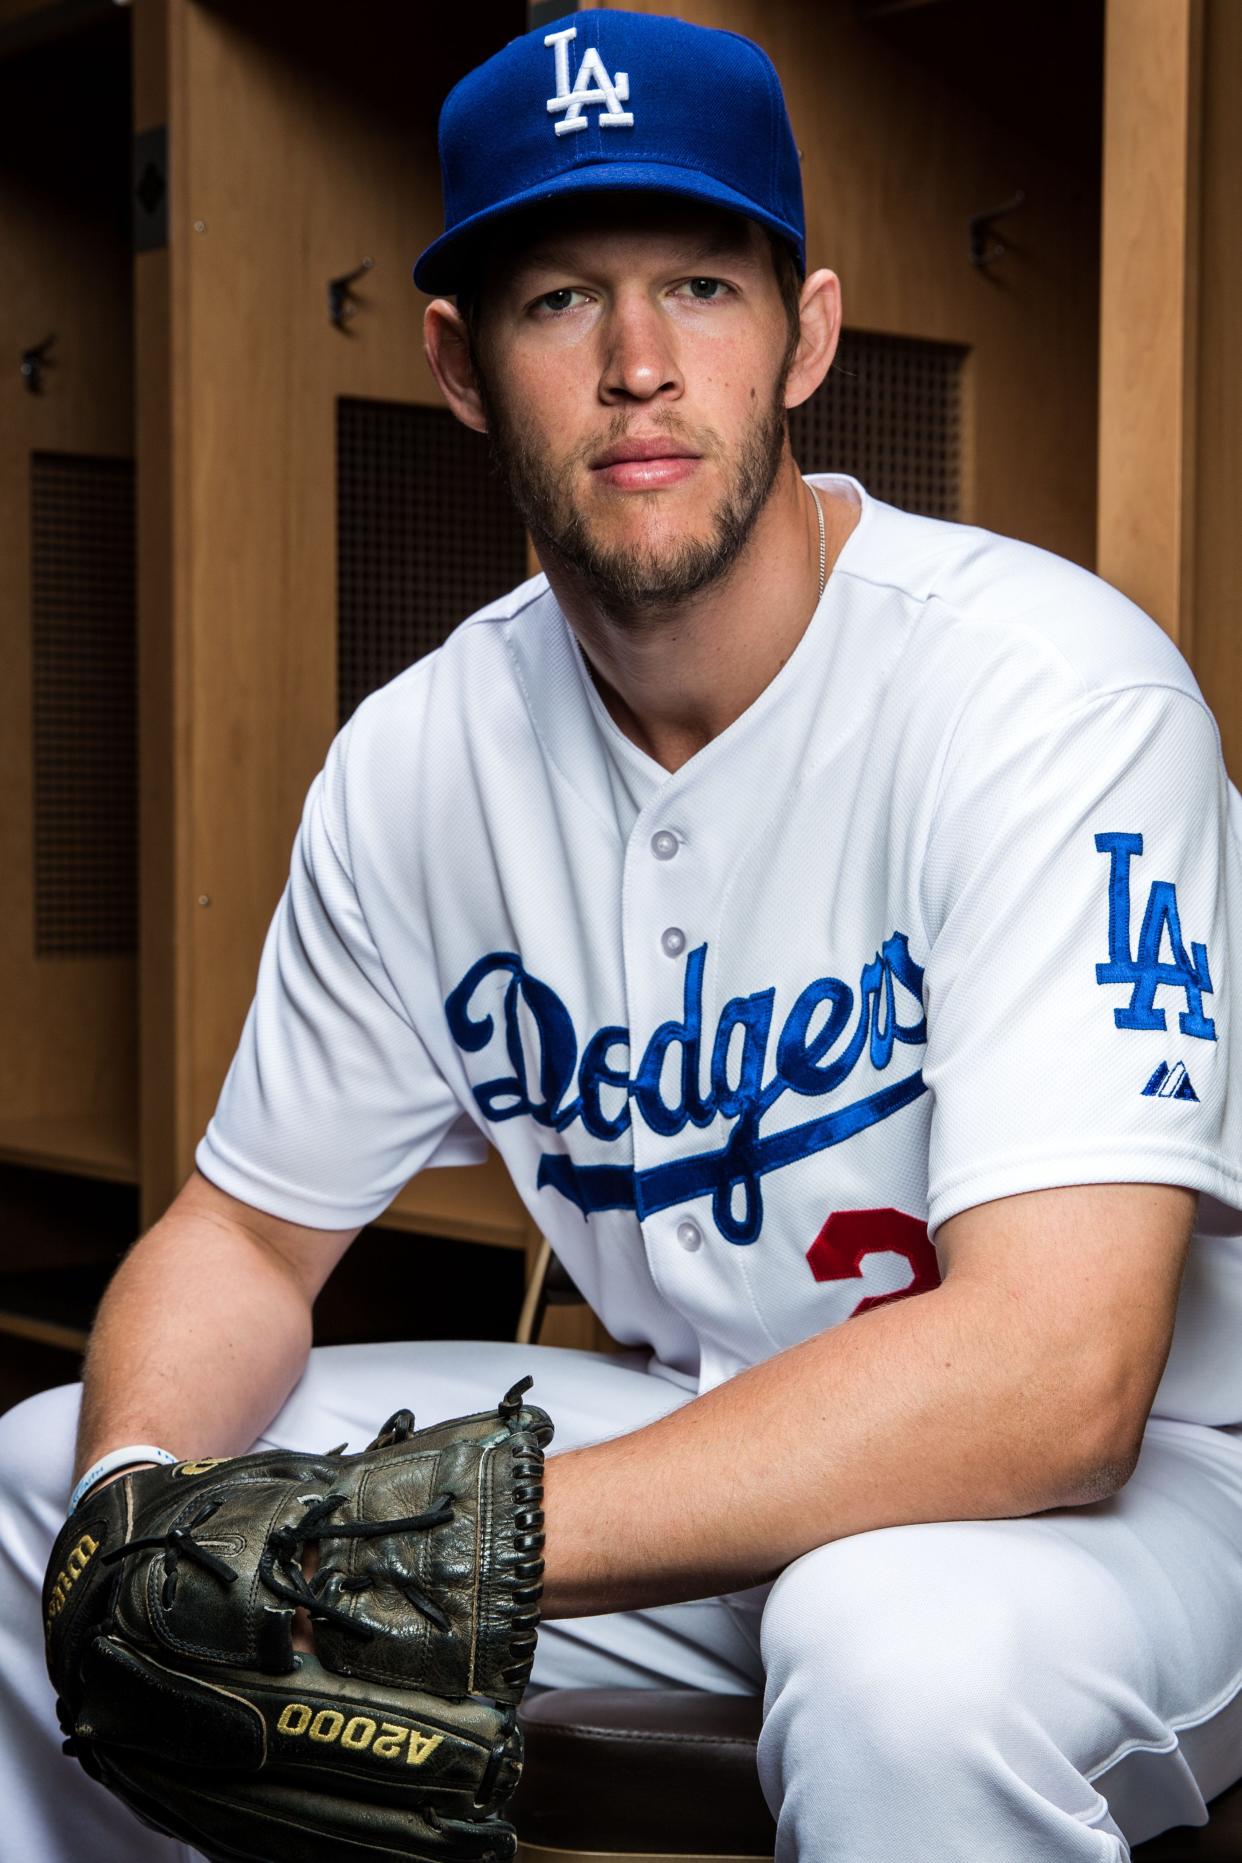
[30,452,137,959]
[790,328,966,519]
[337,397,528,725]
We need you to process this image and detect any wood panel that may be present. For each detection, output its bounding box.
[621,0,1104,566]
[0,1112,136,1183]
[132,0,179,1220]
[1188,0,1242,779]
[1096,0,1203,650]
[0,11,138,1178]
[1096,0,1241,780]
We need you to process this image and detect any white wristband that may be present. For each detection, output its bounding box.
[69,1444,179,1515]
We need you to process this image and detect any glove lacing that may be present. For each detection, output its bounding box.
[261,1489,455,1634]
[104,1488,456,1634]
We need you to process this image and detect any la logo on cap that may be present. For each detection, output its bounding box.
[545,25,635,136]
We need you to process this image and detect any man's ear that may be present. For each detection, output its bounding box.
[424,299,488,434]
[784,268,842,413]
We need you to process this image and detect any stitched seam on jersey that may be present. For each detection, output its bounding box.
[504,626,632,847]
[193,1134,391,1227]
[569,623,666,795]
[313,720,435,1042]
[930,1140,1242,1206]
[831,556,965,604]
[833,556,1134,652]
[833,547,1198,709]
[916,678,1220,955]
[1083,1654,1242,1783]
[317,766,353,883]
[460,574,549,630]
[1071,1795,1115,1831]
[850,569,1216,722]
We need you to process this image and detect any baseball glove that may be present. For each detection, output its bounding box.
[43,1376,553,1862]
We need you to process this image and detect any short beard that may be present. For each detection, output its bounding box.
[476,368,790,619]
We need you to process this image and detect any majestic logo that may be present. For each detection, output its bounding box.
[1142,1060,1198,1102]
[445,935,927,1245]
[545,25,635,137]
[1094,832,1215,1040]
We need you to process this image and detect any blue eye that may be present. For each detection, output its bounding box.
[539,288,581,313]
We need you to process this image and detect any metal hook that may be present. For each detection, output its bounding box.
[969,191,1025,270]
[328,258,373,330]
[21,334,56,394]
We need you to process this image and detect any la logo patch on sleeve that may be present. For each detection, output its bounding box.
[1093,832,1216,1042]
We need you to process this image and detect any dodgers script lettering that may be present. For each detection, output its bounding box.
[445,937,928,1244]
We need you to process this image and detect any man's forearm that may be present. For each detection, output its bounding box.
[74,1207,314,1485]
[540,1279,1131,1619]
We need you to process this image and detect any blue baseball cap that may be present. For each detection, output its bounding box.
[412,9,805,295]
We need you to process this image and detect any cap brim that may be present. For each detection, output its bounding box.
[412,160,805,294]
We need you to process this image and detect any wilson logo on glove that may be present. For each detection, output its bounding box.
[276,1701,444,1766]
[44,1532,99,1638]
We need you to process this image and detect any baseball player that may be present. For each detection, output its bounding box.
[4,10,1242,1859]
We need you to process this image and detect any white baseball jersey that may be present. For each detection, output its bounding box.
[195,472,1242,1425]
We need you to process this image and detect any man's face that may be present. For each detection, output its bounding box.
[467,198,798,615]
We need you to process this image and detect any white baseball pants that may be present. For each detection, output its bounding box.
[4,1337,1242,1861]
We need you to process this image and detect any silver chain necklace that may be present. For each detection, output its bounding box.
[809,480,826,601]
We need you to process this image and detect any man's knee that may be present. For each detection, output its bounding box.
[761,1518,1079,1743]
[765,1513,1148,1747]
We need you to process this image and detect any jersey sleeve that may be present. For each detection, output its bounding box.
[194,722,482,1231]
[920,667,1242,1237]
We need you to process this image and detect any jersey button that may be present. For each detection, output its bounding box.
[651,830,679,861]
[676,1218,704,1252]
[661,926,686,957]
